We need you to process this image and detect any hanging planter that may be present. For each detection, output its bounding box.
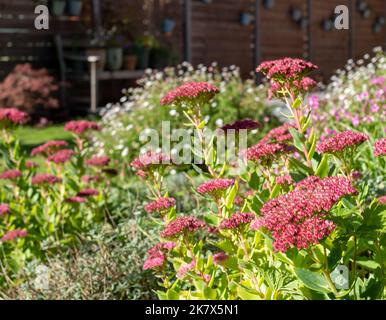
[67,0,83,17]
[107,47,123,71]
[51,0,66,16]
[322,19,334,31]
[263,0,275,9]
[240,12,253,26]
[290,7,302,23]
[162,19,176,34]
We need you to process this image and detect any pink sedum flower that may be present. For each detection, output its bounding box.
[31,173,61,186]
[160,82,219,106]
[219,212,255,230]
[143,255,165,270]
[316,130,368,154]
[0,204,10,216]
[378,196,386,205]
[77,188,99,197]
[220,119,260,132]
[1,229,27,242]
[64,120,100,135]
[144,197,176,214]
[197,179,234,198]
[246,143,292,163]
[26,160,39,169]
[85,155,110,167]
[161,216,205,238]
[47,149,74,164]
[374,138,386,157]
[0,108,28,125]
[0,169,22,180]
[213,252,229,265]
[251,176,357,252]
[130,151,171,172]
[31,140,68,157]
[256,58,318,80]
[177,259,196,279]
[65,196,87,204]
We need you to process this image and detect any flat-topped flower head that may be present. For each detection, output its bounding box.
[0,204,10,216]
[246,143,292,165]
[1,229,27,242]
[81,175,100,184]
[256,58,318,81]
[65,196,87,204]
[177,259,196,279]
[378,196,386,205]
[31,173,62,186]
[316,130,368,154]
[374,138,386,157]
[220,119,260,132]
[0,169,22,180]
[130,150,171,173]
[213,252,229,265]
[161,216,205,238]
[260,123,295,144]
[219,212,255,230]
[77,188,99,197]
[197,178,234,200]
[64,120,100,135]
[85,155,110,167]
[160,82,219,106]
[26,160,39,169]
[251,176,357,252]
[293,77,317,91]
[144,197,176,214]
[47,149,74,164]
[0,108,28,126]
[143,241,176,270]
[31,140,68,157]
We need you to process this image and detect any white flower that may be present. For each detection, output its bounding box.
[215,119,224,127]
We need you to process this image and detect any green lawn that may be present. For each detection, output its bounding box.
[15,125,73,148]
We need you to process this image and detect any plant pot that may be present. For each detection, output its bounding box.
[67,0,83,16]
[51,0,66,16]
[86,48,106,71]
[107,47,123,71]
[134,46,150,69]
[124,55,137,70]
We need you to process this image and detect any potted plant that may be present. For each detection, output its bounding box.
[51,0,66,16]
[134,35,159,70]
[67,0,83,16]
[106,35,124,71]
[123,44,137,71]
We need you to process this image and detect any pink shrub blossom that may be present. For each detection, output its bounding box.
[316,130,368,154]
[1,229,27,242]
[0,204,10,216]
[219,212,255,230]
[160,82,219,106]
[0,108,28,125]
[161,216,205,238]
[144,197,176,213]
[31,140,68,156]
[64,120,100,135]
[374,138,386,157]
[31,173,61,186]
[0,169,22,180]
[47,149,74,164]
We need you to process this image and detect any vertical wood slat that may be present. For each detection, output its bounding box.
[184,0,192,62]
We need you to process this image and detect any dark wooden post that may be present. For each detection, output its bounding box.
[184,0,192,62]
[307,0,312,61]
[92,0,103,34]
[254,0,261,82]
